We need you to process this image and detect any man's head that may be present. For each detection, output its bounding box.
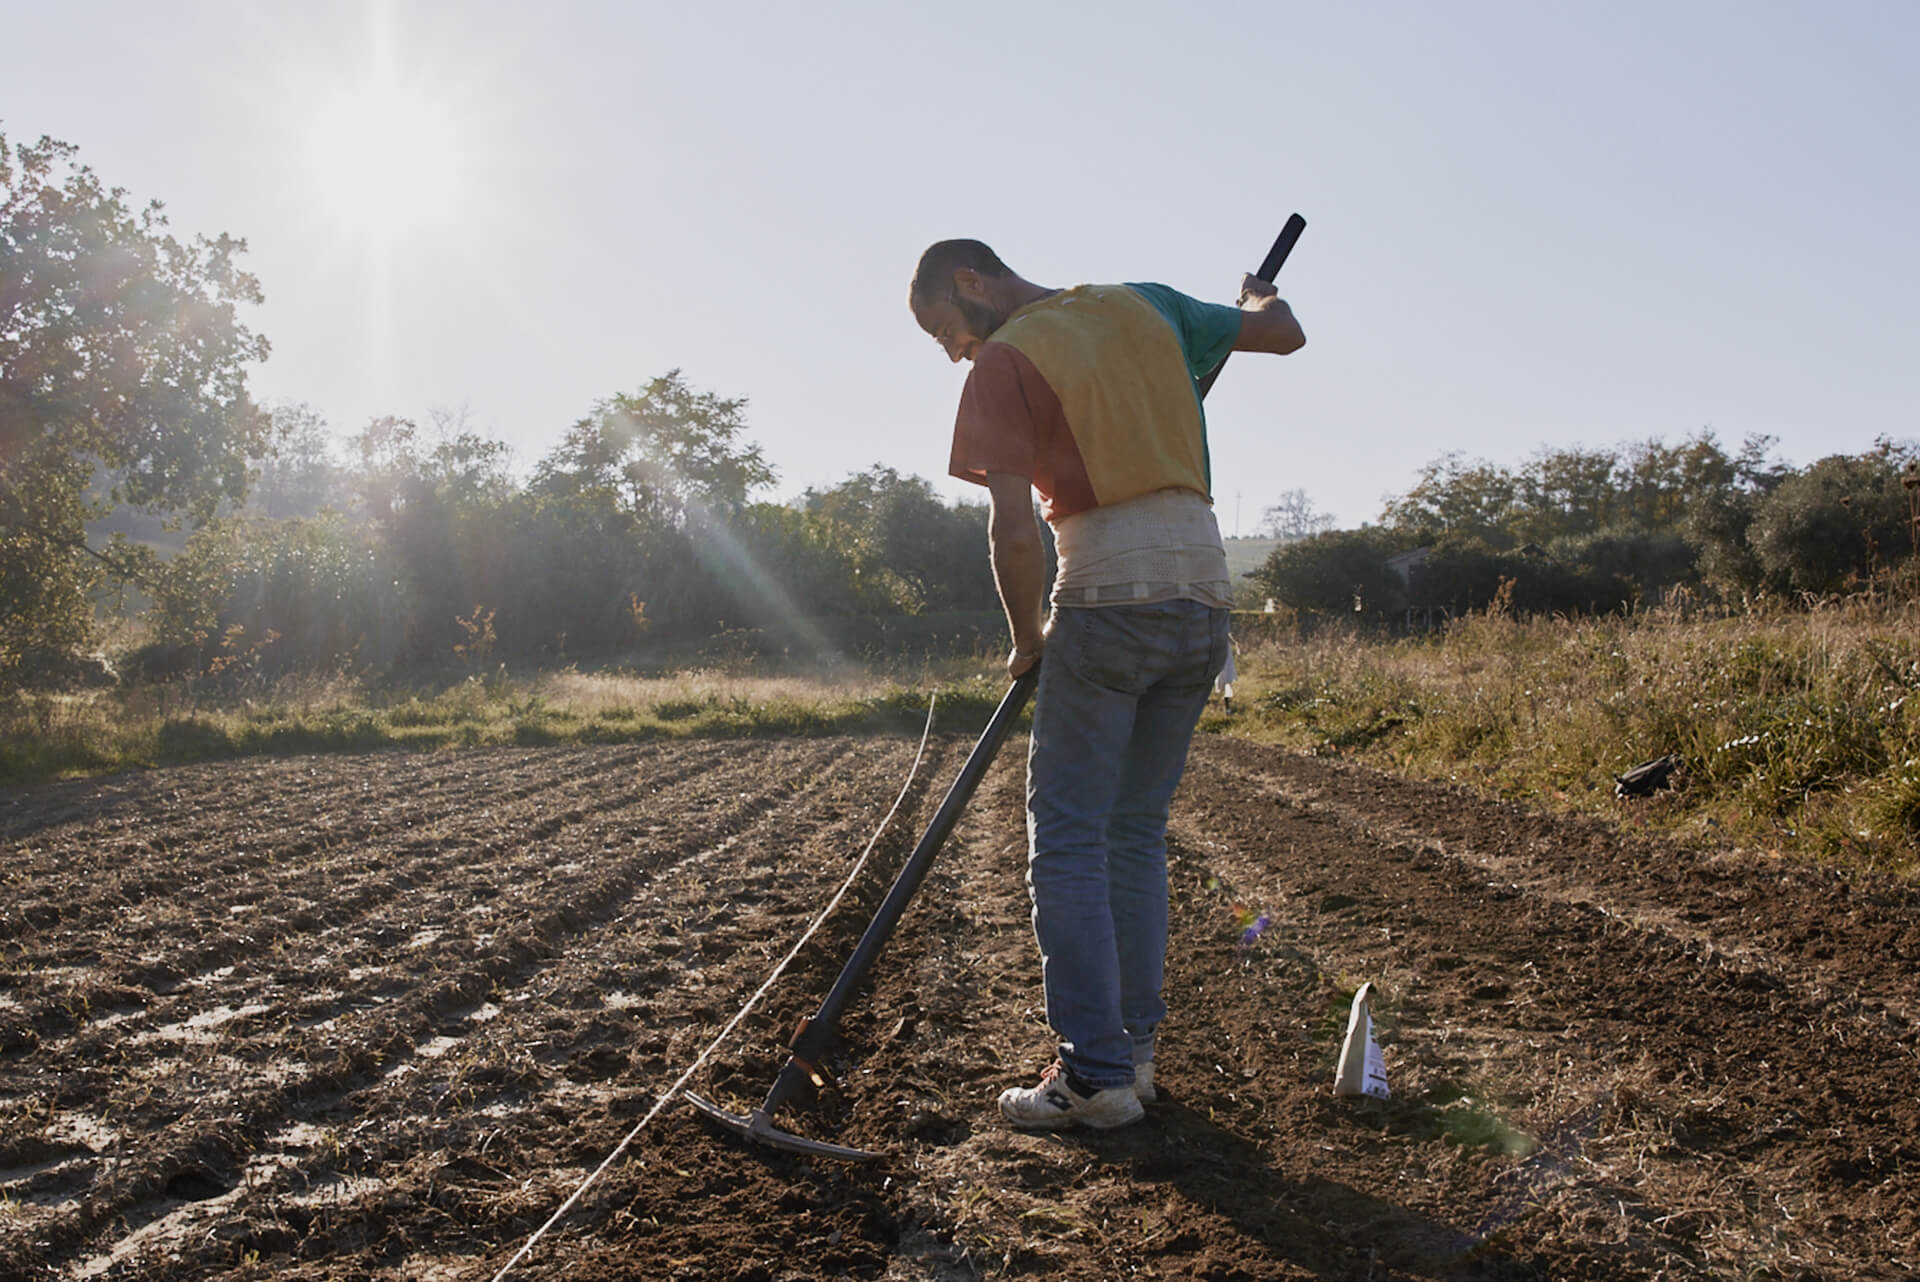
[909,239,1020,363]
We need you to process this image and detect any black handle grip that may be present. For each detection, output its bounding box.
[1197,213,1306,401]
[1255,213,1307,283]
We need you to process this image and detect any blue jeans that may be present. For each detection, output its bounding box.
[1025,599,1230,1089]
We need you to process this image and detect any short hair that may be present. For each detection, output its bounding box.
[910,239,1013,308]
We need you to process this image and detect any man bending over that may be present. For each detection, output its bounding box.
[909,240,1304,1129]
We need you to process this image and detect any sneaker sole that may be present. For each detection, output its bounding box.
[999,1095,1146,1131]
[1001,1106,1144,1131]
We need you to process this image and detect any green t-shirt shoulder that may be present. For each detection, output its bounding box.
[1125,282,1243,381]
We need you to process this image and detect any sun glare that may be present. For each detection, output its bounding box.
[299,76,471,245]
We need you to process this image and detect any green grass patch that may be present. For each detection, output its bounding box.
[0,663,1026,785]
[1392,1085,1537,1157]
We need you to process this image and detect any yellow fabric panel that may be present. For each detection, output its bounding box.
[993,285,1210,506]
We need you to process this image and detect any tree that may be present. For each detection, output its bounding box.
[512,374,779,650]
[145,511,403,674]
[344,412,517,660]
[804,466,997,612]
[1747,441,1917,595]
[1249,528,1401,617]
[1412,535,1632,616]
[1381,433,1800,606]
[1512,445,1620,543]
[1,131,269,678]
[1257,488,1336,542]
[529,371,775,528]
[1379,452,1518,544]
[1546,529,1698,601]
[1683,434,1795,597]
[724,501,876,619]
[1615,433,1732,532]
[249,403,347,519]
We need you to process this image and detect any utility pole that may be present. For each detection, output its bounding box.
[1234,492,1242,538]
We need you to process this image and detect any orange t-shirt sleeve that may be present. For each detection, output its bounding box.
[948,342,1042,486]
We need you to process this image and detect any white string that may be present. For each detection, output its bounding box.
[489,696,940,1281]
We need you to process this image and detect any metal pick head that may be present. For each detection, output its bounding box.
[683,1092,882,1162]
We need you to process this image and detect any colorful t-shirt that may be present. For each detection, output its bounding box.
[946,282,1243,523]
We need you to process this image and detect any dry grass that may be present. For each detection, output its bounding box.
[0,658,1010,783]
[528,666,899,714]
[1223,596,1920,876]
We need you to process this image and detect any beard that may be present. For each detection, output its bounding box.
[953,292,1006,340]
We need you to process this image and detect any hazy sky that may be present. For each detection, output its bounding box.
[8,1,1916,530]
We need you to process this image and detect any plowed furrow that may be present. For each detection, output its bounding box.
[1170,743,1914,1276]
[1,736,946,1279]
[0,745,672,946]
[1185,742,1920,1042]
[6,739,845,1067]
[0,742,549,862]
[86,735,959,1280]
[1,745,720,1042]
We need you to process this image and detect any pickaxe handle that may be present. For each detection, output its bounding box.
[756,666,1038,1122]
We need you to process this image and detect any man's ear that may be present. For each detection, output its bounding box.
[951,267,990,303]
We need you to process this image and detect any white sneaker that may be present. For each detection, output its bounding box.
[1134,1061,1156,1103]
[999,1060,1145,1130]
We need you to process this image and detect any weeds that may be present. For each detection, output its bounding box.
[1225,597,1920,875]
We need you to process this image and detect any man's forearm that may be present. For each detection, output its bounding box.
[986,476,1047,654]
[1234,297,1305,354]
[991,540,1046,655]
[1232,275,1305,355]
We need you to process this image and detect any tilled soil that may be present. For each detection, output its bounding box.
[2,728,1917,1280]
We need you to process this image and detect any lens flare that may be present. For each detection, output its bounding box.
[1201,874,1275,948]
